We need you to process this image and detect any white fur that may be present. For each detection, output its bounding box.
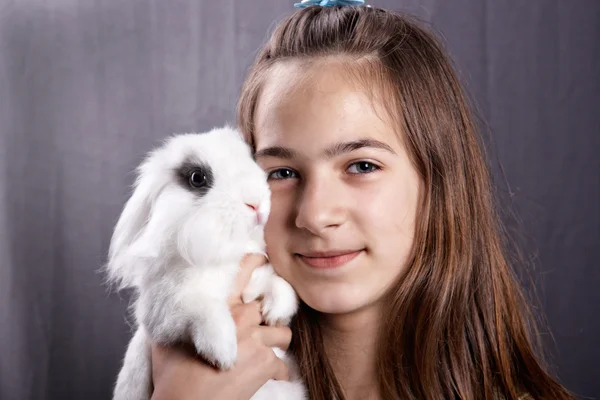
[106,126,306,400]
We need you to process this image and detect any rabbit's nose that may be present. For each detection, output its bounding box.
[245,203,263,225]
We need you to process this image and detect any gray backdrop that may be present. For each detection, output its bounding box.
[0,0,598,399]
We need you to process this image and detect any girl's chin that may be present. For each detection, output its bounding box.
[299,288,375,316]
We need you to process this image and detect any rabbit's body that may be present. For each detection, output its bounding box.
[107,126,306,400]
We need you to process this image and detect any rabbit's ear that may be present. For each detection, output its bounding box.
[106,176,154,289]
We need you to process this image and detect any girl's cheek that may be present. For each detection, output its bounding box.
[265,199,287,239]
[268,186,295,219]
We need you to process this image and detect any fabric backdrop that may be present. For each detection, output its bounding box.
[0,0,598,399]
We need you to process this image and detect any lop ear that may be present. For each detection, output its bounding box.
[106,174,155,290]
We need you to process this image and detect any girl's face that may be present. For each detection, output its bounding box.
[253,59,421,315]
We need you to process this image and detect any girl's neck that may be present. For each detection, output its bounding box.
[319,303,382,400]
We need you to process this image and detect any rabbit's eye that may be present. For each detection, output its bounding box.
[189,170,207,188]
[177,162,213,193]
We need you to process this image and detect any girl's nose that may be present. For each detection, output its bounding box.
[294,176,346,235]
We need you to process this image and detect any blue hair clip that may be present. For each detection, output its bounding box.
[294,0,369,8]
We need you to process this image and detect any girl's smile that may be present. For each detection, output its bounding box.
[295,248,364,270]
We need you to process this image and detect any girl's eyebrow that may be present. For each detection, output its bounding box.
[254,138,396,160]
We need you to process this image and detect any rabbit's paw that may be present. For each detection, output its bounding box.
[262,276,298,326]
[242,264,272,304]
[191,311,238,370]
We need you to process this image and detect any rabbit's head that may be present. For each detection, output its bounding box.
[106,126,270,289]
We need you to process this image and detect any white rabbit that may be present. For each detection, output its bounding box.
[105,126,306,400]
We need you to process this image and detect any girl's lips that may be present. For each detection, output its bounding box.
[296,250,363,269]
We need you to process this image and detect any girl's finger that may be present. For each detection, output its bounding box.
[228,253,268,305]
[271,357,291,382]
[231,300,263,331]
[251,325,293,350]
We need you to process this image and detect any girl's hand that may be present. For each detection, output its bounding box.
[150,254,292,400]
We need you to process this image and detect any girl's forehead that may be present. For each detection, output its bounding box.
[258,57,374,105]
[254,60,403,153]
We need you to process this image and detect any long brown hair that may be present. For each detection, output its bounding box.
[237,6,574,400]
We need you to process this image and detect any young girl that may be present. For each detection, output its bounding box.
[149,3,574,399]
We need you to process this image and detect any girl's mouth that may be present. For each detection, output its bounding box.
[296,249,364,269]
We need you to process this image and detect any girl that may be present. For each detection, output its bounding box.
[149,3,574,399]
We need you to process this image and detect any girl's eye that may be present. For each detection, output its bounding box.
[347,161,379,174]
[267,168,298,181]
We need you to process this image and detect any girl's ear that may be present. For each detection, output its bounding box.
[105,176,154,289]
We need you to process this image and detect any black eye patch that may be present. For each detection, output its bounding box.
[175,160,214,197]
